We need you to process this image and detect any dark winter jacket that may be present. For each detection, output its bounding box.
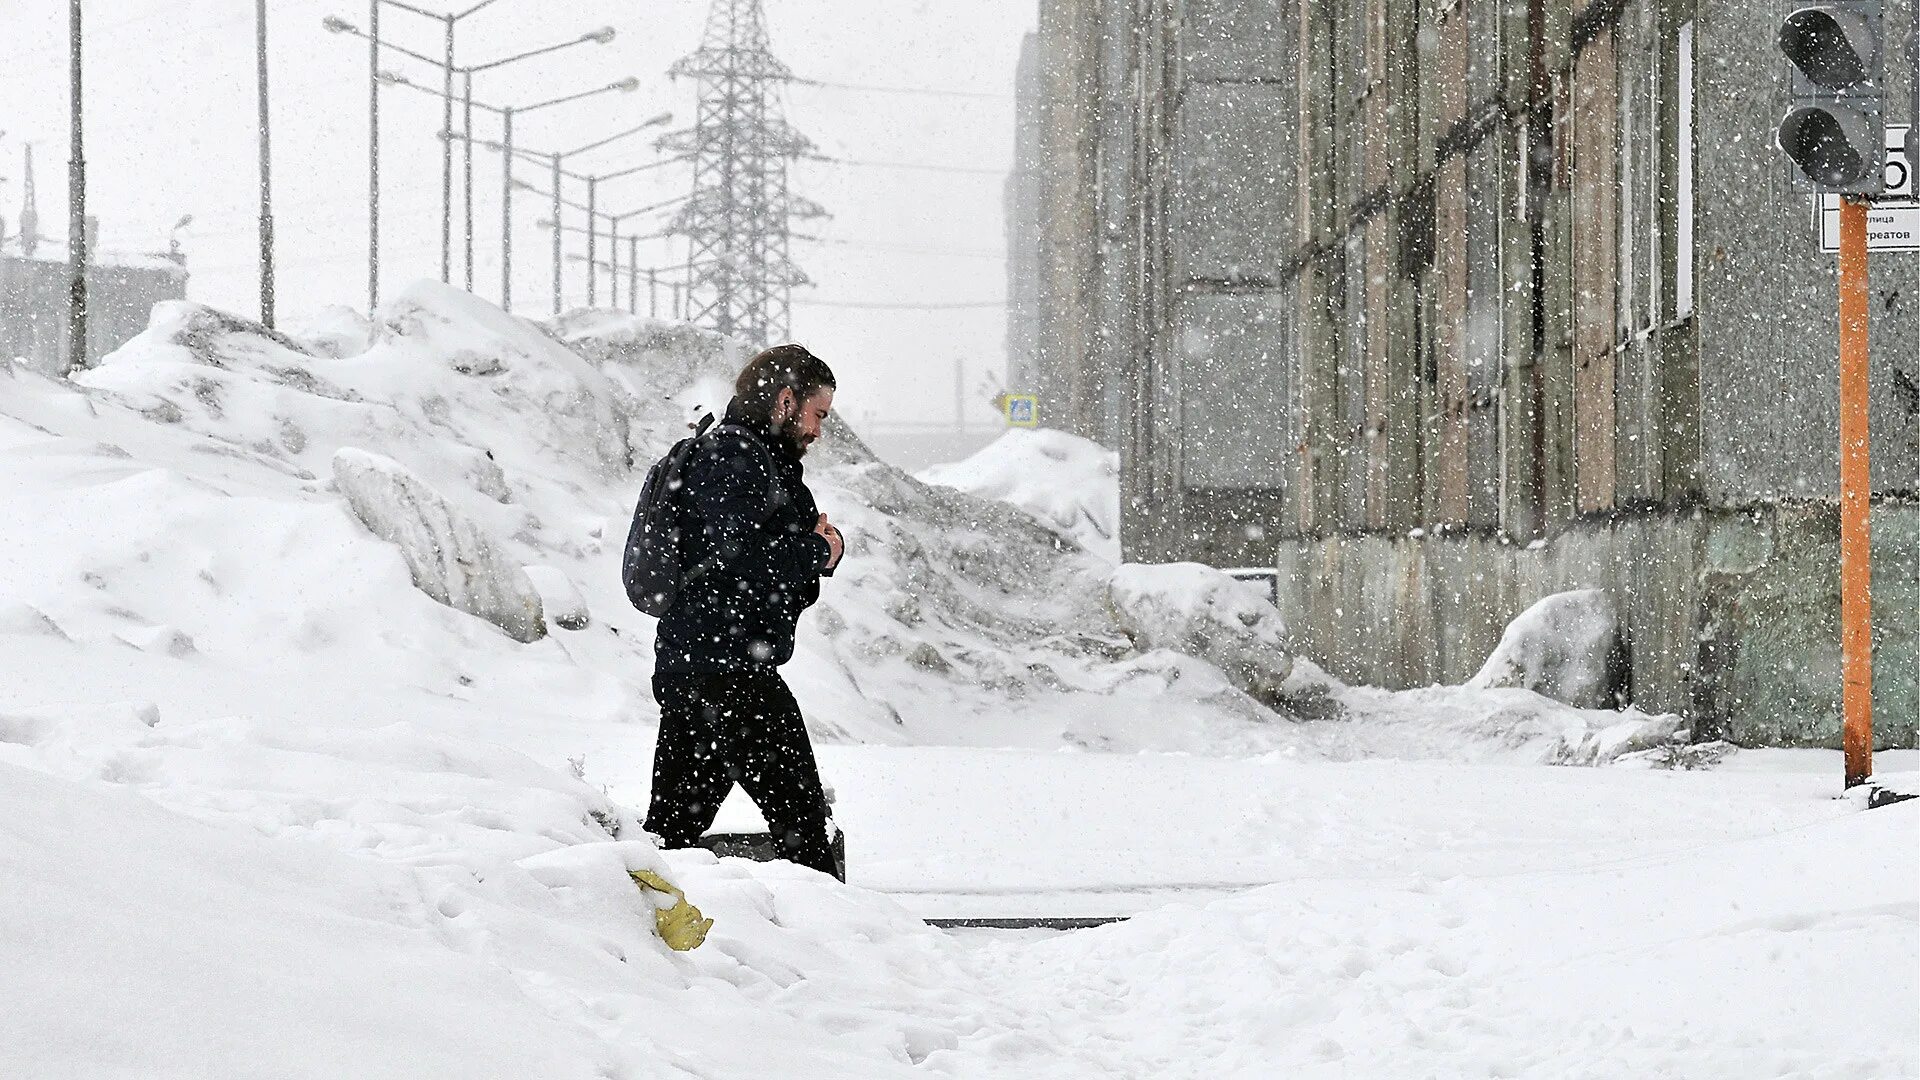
[653,399,836,674]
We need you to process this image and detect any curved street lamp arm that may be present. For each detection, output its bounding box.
[464,30,615,75]
[515,79,637,116]
[590,153,693,185]
[328,20,447,70]
[558,113,674,159]
[609,192,692,221]
[519,182,597,216]
[381,71,505,114]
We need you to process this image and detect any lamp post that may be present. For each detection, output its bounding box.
[367,1,379,309]
[433,0,505,283]
[446,121,677,313]
[574,148,680,306]
[383,71,638,312]
[359,0,506,284]
[66,0,88,375]
[325,14,615,299]
[256,0,276,327]
[540,193,685,313]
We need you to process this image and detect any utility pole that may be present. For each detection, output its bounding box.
[500,106,513,311]
[586,176,598,307]
[21,145,40,258]
[633,240,644,314]
[551,152,564,312]
[257,0,277,328]
[440,13,455,284]
[665,0,824,345]
[368,0,381,311]
[463,71,475,290]
[608,215,621,310]
[65,0,88,376]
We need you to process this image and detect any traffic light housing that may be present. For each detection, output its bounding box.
[1775,1,1887,194]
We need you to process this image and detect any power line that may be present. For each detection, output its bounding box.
[794,235,1005,260]
[790,76,1011,101]
[793,297,1012,310]
[804,154,1006,177]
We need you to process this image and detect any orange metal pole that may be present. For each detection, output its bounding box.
[1837,197,1873,789]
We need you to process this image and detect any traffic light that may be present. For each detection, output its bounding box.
[1775,1,1887,194]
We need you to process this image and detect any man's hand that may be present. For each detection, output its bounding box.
[815,513,845,570]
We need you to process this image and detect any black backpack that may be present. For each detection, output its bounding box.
[621,415,777,617]
[623,414,722,617]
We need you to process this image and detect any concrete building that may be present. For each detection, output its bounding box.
[1,251,188,375]
[1019,0,1918,746]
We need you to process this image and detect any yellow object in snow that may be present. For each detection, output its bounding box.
[629,869,713,952]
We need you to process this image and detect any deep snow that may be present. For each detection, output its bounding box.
[2,284,1913,1078]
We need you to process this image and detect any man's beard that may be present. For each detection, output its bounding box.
[774,414,814,458]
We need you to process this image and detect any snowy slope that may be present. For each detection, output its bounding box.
[3,287,1914,1078]
[0,282,1695,763]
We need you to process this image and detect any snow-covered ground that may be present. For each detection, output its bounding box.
[3,285,1914,1078]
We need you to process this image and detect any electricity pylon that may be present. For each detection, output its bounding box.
[664,0,824,347]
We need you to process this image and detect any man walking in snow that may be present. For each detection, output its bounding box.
[644,343,846,878]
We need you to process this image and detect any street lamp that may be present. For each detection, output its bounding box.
[256,0,276,327]
[454,122,685,314]
[533,189,686,314]
[324,9,616,298]
[334,1,504,286]
[512,111,673,312]
[65,0,87,375]
[572,134,677,308]
[381,70,639,313]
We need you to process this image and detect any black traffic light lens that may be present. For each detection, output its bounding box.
[1778,10,1871,89]
[1780,107,1871,185]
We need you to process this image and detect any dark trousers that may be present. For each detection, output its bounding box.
[645,670,837,877]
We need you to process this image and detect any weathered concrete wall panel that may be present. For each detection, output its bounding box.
[1276,502,1918,747]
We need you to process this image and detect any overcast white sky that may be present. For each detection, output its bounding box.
[1,0,1034,426]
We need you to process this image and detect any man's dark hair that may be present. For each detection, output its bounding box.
[734,343,836,423]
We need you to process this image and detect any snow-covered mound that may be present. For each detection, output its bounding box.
[0,284,1690,762]
[1108,562,1294,704]
[333,447,546,642]
[918,427,1121,562]
[1469,589,1626,710]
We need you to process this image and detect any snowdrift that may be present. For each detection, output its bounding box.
[2,282,1685,764]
